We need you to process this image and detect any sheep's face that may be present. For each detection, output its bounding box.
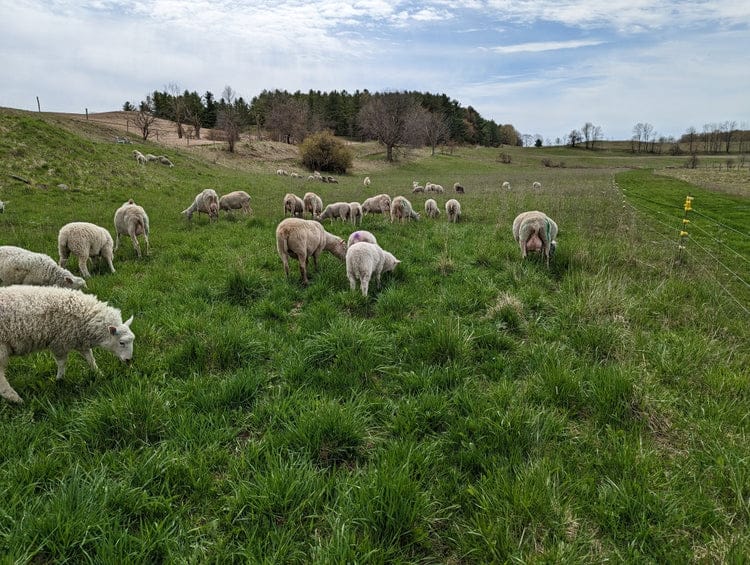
[105,316,135,364]
[63,273,87,290]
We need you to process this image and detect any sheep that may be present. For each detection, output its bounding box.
[275,218,347,285]
[454,182,465,193]
[0,246,86,290]
[502,181,511,190]
[532,181,542,189]
[362,194,392,216]
[446,199,462,223]
[327,176,338,184]
[58,222,116,279]
[349,202,363,226]
[145,153,159,162]
[512,210,558,267]
[0,200,5,213]
[132,150,147,165]
[0,285,134,404]
[424,198,440,219]
[347,230,377,247]
[290,172,301,178]
[390,196,420,223]
[363,176,371,187]
[158,156,174,168]
[277,168,289,176]
[283,193,305,218]
[319,202,351,223]
[183,189,220,222]
[303,192,323,219]
[412,181,425,193]
[346,242,400,297]
[426,182,444,194]
[219,191,253,215]
[114,199,151,258]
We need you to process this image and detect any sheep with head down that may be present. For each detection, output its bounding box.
[303,192,323,219]
[183,189,219,222]
[424,198,440,219]
[346,242,400,296]
[58,222,116,279]
[275,218,347,285]
[445,199,461,223]
[512,210,558,267]
[114,199,150,257]
[283,193,304,218]
[390,196,419,223]
[219,191,253,216]
[0,246,86,289]
[362,194,391,216]
[347,230,377,247]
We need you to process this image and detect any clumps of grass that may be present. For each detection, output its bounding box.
[567,322,630,364]
[184,369,268,412]
[221,269,267,305]
[404,317,473,366]
[485,291,526,334]
[167,326,268,376]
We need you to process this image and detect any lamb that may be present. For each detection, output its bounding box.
[114,199,151,257]
[275,218,347,285]
[132,150,147,165]
[0,285,135,404]
[219,191,253,215]
[424,198,440,219]
[512,210,558,267]
[445,199,462,223]
[363,176,371,187]
[532,181,542,189]
[454,182,465,193]
[303,192,323,219]
[349,202,363,226]
[0,246,86,289]
[183,189,220,222]
[346,242,400,297]
[283,193,305,218]
[390,196,420,223]
[319,202,351,223]
[362,194,392,216]
[347,230,377,247]
[412,181,425,193]
[58,222,116,279]
[158,156,174,167]
[502,181,511,190]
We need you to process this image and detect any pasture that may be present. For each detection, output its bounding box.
[0,108,748,562]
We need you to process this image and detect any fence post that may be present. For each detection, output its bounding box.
[677,195,694,264]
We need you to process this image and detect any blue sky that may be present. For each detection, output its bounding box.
[2,0,748,140]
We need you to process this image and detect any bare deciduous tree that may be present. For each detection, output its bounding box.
[266,96,309,144]
[218,85,242,153]
[167,83,186,139]
[132,109,156,140]
[357,92,422,162]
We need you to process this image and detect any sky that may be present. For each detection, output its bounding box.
[1,0,748,141]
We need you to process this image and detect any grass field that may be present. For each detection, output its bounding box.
[1,108,749,562]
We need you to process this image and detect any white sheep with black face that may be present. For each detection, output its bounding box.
[0,285,135,404]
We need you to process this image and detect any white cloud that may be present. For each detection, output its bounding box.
[487,39,605,54]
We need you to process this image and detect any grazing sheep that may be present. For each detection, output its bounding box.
[58,222,116,279]
[390,196,420,223]
[349,202,363,226]
[277,169,289,176]
[412,181,425,193]
[275,218,347,285]
[283,193,305,218]
[426,182,444,194]
[362,194,392,216]
[114,199,151,257]
[502,181,511,190]
[532,181,542,189]
[346,242,400,297]
[219,191,253,215]
[424,198,440,219]
[512,210,558,267]
[145,153,159,162]
[454,182,465,193]
[132,150,147,165]
[0,246,86,289]
[347,230,377,247]
[158,156,174,167]
[303,192,323,219]
[327,176,338,184]
[183,189,220,222]
[363,176,371,187]
[445,199,462,223]
[319,202,351,223]
[0,285,134,404]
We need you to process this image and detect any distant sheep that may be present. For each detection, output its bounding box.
[132,150,147,165]
[275,218,347,285]
[158,156,174,167]
[145,153,159,162]
[303,192,323,219]
[532,181,541,189]
[363,176,371,187]
[327,176,338,184]
[283,193,305,218]
[424,198,440,219]
[277,169,289,176]
[412,181,425,193]
[390,196,420,223]
[290,172,301,178]
[346,242,400,296]
[347,230,377,247]
[0,246,86,289]
[426,182,444,194]
[512,210,558,267]
[58,222,116,279]
[445,199,462,223]
[219,191,253,215]
[183,189,220,222]
[0,285,134,404]
[502,181,511,190]
[319,202,351,223]
[454,182,465,193]
[362,194,392,216]
[114,199,150,257]
[0,200,5,213]
[349,202,363,226]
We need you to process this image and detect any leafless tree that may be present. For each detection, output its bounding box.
[684,126,697,153]
[218,85,242,153]
[415,108,450,155]
[357,92,422,162]
[723,120,737,153]
[568,129,582,148]
[167,83,186,139]
[266,96,309,144]
[184,105,202,140]
[132,109,156,140]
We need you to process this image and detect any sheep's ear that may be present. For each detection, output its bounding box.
[109,325,118,336]
[124,315,134,327]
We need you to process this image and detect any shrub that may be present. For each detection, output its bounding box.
[299,130,353,173]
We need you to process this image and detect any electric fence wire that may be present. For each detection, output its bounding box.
[690,209,750,239]
[689,221,750,265]
[685,248,750,317]
[685,235,750,290]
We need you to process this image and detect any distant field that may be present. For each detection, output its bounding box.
[0,108,748,562]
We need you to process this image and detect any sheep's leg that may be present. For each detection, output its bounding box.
[53,352,69,381]
[59,246,69,268]
[299,255,309,285]
[80,349,99,373]
[78,253,91,278]
[0,345,23,404]
[360,275,370,296]
[129,230,142,258]
[114,232,120,252]
[348,269,357,291]
[280,254,290,278]
[105,251,116,274]
[143,233,150,256]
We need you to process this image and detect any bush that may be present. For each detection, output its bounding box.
[299,130,353,173]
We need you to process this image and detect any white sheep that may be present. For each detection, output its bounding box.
[277,168,289,176]
[0,200,5,213]
[412,181,425,193]
[132,150,146,165]
[319,202,351,223]
[183,189,220,222]
[432,184,445,194]
[390,196,420,223]
[290,172,301,178]
[327,176,338,184]
[532,181,542,189]
[219,191,253,215]
[275,218,347,285]
[303,192,323,219]
[114,199,150,258]
[454,182,465,193]
[346,242,400,297]
[0,285,134,404]
[283,193,305,218]
[349,202,363,226]
[424,198,440,219]
[502,181,511,190]
[512,210,558,267]
[0,246,86,289]
[158,156,174,168]
[363,176,371,187]
[58,222,116,279]
[445,199,462,223]
[362,194,392,216]
[347,230,378,247]
[145,153,159,162]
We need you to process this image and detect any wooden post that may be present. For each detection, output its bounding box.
[36,96,41,112]
[85,108,89,120]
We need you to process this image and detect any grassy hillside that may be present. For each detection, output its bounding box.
[0,109,748,562]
